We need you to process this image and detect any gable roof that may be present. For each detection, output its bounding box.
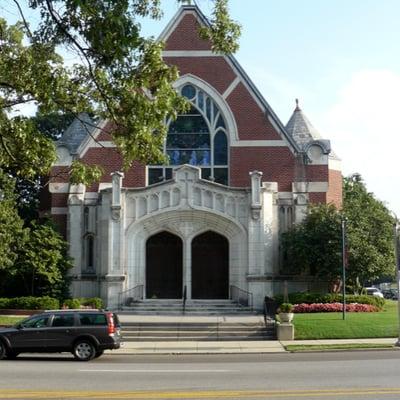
[57,113,95,154]
[159,5,301,153]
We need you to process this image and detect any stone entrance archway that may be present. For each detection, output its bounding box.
[146,231,183,299]
[191,231,229,299]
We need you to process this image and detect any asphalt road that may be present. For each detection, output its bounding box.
[0,351,400,399]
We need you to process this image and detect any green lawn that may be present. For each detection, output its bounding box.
[285,344,394,352]
[293,300,399,339]
[0,316,23,326]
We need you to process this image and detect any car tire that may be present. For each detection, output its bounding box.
[0,341,6,360]
[73,340,96,361]
[94,350,104,359]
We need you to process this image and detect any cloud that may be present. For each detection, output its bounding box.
[317,69,400,214]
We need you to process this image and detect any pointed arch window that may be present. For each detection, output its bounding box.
[148,84,229,185]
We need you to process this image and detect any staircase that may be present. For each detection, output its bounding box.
[120,320,276,342]
[118,299,276,341]
[120,299,254,315]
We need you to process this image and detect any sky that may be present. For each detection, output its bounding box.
[2,0,400,216]
[141,0,400,216]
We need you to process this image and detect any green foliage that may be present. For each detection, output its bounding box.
[80,297,104,309]
[343,174,396,287]
[3,219,73,299]
[199,0,241,54]
[281,174,396,289]
[281,203,342,282]
[62,297,103,309]
[0,170,24,273]
[1,2,240,184]
[0,296,59,310]
[274,292,385,309]
[62,299,81,309]
[278,303,293,313]
[70,160,104,186]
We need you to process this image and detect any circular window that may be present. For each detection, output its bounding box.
[181,84,196,100]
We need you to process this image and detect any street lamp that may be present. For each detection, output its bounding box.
[391,214,400,347]
[341,216,348,320]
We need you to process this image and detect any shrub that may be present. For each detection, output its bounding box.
[0,296,59,310]
[274,292,385,309]
[62,298,81,309]
[62,297,104,309]
[293,302,379,313]
[79,297,103,309]
[278,303,293,313]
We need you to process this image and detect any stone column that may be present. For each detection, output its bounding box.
[105,171,125,309]
[67,184,86,297]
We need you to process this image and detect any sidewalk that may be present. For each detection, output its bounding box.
[107,338,398,355]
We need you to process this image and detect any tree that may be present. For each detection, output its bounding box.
[281,204,342,285]
[2,220,73,298]
[0,170,24,277]
[1,0,241,184]
[343,174,395,289]
[281,174,396,291]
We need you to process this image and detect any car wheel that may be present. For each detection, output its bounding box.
[73,340,96,361]
[94,350,104,359]
[0,341,6,360]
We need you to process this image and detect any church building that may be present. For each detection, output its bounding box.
[44,5,342,310]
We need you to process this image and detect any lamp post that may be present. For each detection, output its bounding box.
[392,214,400,347]
[341,216,348,320]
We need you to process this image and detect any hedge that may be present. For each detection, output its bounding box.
[62,297,103,309]
[0,296,104,310]
[273,292,385,310]
[0,296,59,310]
[293,302,379,313]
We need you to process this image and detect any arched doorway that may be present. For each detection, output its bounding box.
[191,231,229,299]
[146,231,183,299]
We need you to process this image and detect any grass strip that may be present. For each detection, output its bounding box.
[286,343,394,352]
[0,316,23,326]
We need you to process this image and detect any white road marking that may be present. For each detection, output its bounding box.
[79,369,233,373]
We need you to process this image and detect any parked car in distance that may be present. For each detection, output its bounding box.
[0,309,121,361]
[382,288,399,300]
[365,287,384,298]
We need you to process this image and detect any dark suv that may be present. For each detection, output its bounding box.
[0,309,121,361]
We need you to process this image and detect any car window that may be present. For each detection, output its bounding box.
[51,314,75,327]
[112,313,120,327]
[20,315,49,328]
[79,313,107,326]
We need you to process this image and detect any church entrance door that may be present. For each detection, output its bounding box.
[191,231,229,299]
[146,231,183,299]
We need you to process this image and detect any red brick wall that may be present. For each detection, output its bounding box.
[226,83,281,140]
[230,147,295,191]
[51,193,69,208]
[309,192,327,204]
[305,165,329,182]
[81,148,146,191]
[165,13,212,51]
[164,57,236,95]
[327,169,343,208]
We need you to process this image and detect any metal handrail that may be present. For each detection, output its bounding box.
[118,284,144,310]
[182,285,187,314]
[230,285,253,309]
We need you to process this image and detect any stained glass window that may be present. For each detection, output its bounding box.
[148,84,229,185]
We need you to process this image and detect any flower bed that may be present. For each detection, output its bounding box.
[293,302,379,313]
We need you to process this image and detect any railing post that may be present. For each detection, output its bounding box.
[183,285,187,314]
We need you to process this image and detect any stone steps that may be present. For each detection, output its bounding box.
[121,299,255,315]
[120,322,276,342]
